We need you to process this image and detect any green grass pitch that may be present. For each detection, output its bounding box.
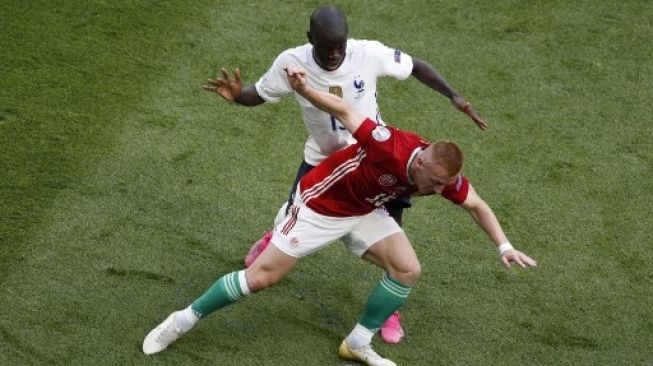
[1,1,651,365]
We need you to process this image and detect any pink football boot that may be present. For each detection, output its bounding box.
[380,311,405,344]
[244,231,272,268]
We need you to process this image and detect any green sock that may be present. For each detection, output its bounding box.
[358,273,412,332]
[191,270,250,317]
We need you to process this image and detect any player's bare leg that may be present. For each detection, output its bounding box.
[364,232,417,345]
[337,233,417,364]
[379,201,409,344]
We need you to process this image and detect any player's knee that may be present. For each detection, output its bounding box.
[406,262,422,283]
[390,261,421,285]
[245,269,284,293]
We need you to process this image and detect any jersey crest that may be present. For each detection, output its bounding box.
[372,125,391,142]
[353,75,366,99]
[394,49,402,63]
[378,174,397,187]
[328,86,343,98]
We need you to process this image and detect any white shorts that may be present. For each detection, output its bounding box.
[271,197,402,258]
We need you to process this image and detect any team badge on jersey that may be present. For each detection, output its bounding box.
[394,49,402,63]
[378,174,397,187]
[353,75,365,100]
[372,125,391,142]
[328,86,343,98]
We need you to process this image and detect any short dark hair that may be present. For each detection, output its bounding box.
[309,6,348,40]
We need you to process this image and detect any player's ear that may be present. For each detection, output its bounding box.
[414,155,424,169]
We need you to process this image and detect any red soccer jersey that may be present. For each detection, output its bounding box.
[299,118,469,217]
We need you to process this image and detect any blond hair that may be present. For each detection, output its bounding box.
[427,139,464,177]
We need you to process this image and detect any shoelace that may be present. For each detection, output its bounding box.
[357,345,384,361]
[156,323,181,344]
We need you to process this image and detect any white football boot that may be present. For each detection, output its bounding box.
[143,312,187,355]
[338,340,397,366]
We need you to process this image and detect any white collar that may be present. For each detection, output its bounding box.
[406,148,423,185]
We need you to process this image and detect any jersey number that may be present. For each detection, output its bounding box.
[328,86,346,131]
[331,116,346,131]
[365,193,395,207]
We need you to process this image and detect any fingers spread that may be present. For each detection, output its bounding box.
[523,255,538,268]
[513,252,538,269]
[206,78,222,86]
[501,255,511,270]
[514,256,526,268]
[221,67,230,80]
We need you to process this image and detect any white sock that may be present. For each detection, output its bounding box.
[174,306,200,332]
[238,270,251,296]
[345,323,375,349]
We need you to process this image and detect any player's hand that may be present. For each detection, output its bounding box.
[284,64,308,93]
[203,67,243,102]
[501,249,537,270]
[452,95,488,130]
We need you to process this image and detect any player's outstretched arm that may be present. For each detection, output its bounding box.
[285,64,365,134]
[459,183,537,270]
[412,58,488,130]
[203,67,265,106]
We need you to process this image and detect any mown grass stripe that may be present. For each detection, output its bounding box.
[1,1,651,365]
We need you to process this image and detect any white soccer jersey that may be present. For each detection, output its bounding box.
[255,39,414,165]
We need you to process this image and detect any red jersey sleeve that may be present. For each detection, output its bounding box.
[353,118,378,144]
[441,175,469,204]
